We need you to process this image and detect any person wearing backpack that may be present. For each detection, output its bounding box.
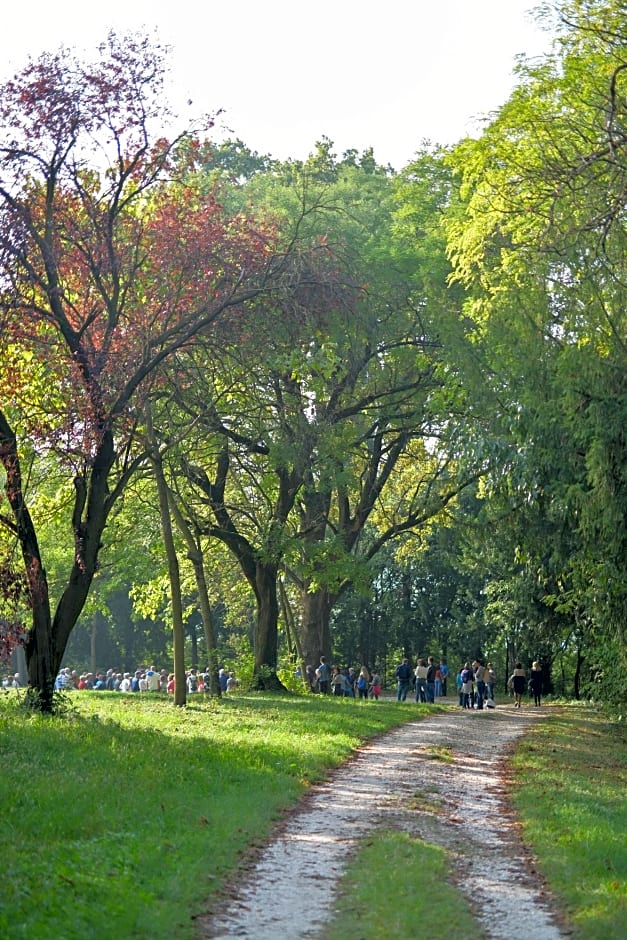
[356,666,370,700]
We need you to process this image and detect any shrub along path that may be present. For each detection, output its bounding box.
[197,705,568,939]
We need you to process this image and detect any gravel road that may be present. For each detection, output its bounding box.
[197,704,568,940]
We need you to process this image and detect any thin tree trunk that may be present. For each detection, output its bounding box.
[146,413,186,707]
[168,495,221,696]
[90,616,98,675]
[279,577,305,686]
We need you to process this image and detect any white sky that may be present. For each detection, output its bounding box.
[0,0,553,169]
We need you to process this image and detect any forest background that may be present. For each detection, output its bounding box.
[0,0,624,711]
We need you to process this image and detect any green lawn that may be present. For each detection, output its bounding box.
[0,691,426,939]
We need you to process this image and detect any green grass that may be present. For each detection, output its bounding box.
[0,691,436,939]
[327,830,482,940]
[1,694,624,940]
[509,707,627,940]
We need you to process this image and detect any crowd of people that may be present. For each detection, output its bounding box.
[1,673,23,689]
[394,656,451,702]
[393,656,543,709]
[5,656,543,706]
[305,658,383,699]
[45,665,239,694]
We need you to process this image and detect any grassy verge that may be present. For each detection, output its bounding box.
[508,707,626,940]
[0,690,433,939]
[326,830,481,940]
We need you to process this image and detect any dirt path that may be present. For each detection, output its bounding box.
[197,704,568,940]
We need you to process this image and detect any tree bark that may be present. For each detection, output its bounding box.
[299,586,334,670]
[147,415,187,708]
[251,561,285,690]
[1,410,117,711]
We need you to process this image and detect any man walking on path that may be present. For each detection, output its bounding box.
[473,659,487,709]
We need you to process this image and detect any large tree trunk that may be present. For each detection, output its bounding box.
[1,411,115,712]
[184,450,290,692]
[299,585,335,671]
[251,561,285,691]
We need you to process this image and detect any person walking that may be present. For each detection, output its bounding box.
[414,658,428,703]
[434,664,443,698]
[529,661,543,706]
[460,662,474,709]
[331,666,345,696]
[356,666,370,700]
[395,657,412,701]
[473,659,487,710]
[508,662,527,708]
[425,656,437,703]
[316,656,331,694]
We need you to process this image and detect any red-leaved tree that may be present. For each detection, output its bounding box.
[0,34,280,710]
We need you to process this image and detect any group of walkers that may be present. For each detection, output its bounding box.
[395,656,449,702]
[6,655,543,707]
[307,658,383,700]
[509,660,544,707]
[393,656,544,709]
[456,660,496,709]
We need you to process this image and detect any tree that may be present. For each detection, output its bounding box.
[0,34,280,709]
[152,144,478,686]
[444,0,626,704]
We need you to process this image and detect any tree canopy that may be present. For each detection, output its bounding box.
[2,2,625,710]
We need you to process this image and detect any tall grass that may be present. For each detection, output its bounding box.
[0,691,425,938]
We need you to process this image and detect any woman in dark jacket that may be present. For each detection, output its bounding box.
[529,661,543,706]
[508,662,527,708]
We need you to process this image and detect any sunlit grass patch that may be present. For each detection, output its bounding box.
[406,786,445,814]
[510,707,627,940]
[423,744,454,762]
